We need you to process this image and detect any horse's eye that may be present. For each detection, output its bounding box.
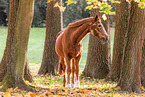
[98,25,101,27]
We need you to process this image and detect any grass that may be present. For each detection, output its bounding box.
[0,27,114,73]
[0,27,114,71]
[0,27,93,74]
[0,27,114,74]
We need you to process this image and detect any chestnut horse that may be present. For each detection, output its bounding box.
[55,15,109,88]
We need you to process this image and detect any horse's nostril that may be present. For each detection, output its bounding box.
[102,37,108,42]
[102,37,106,41]
[106,37,108,41]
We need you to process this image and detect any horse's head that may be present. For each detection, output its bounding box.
[89,15,109,43]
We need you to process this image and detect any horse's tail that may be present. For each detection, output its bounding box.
[58,63,63,75]
[58,57,65,75]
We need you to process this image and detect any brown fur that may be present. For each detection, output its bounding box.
[55,15,109,87]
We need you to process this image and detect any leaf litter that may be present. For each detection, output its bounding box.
[0,75,145,97]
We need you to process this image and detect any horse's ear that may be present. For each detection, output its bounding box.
[94,14,100,22]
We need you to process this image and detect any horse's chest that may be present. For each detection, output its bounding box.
[68,44,82,58]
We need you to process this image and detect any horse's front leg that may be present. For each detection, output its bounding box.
[65,56,71,88]
[72,59,75,88]
[74,54,82,88]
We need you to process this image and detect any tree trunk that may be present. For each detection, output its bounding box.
[141,40,145,87]
[0,0,19,82]
[118,1,145,93]
[24,52,33,83]
[110,0,130,81]
[0,0,33,83]
[0,0,34,91]
[38,0,63,75]
[82,10,110,79]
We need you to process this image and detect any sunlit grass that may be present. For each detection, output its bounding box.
[0,27,114,68]
[0,27,7,59]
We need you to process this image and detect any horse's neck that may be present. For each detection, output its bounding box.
[68,17,93,28]
[71,23,90,44]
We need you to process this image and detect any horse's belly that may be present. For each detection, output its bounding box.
[68,44,83,58]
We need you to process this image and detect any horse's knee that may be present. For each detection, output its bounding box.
[67,68,71,75]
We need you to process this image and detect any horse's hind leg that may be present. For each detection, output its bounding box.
[72,59,75,88]
[74,54,82,88]
[58,57,66,87]
[65,56,71,88]
[63,65,66,87]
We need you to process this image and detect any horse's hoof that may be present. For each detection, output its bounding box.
[71,84,74,88]
[66,84,71,88]
[75,85,80,88]
[75,81,80,88]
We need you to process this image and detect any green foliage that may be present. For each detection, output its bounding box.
[63,0,90,27]
[32,0,47,27]
[65,0,77,5]
[0,0,9,8]
[47,0,119,20]
[54,2,66,11]
[137,0,145,9]
[86,0,116,15]
[48,0,145,21]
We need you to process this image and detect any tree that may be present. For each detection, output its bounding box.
[141,40,145,87]
[0,0,34,91]
[0,0,33,83]
[110,0,145,93]
[110,0,130,81]
[118,1,145,93]
[38,0,63,75]
[82,9,110,79]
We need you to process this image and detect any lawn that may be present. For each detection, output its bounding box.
[0,27,114,74]
[1,27,144,96]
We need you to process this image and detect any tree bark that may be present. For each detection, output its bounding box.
[24,52,33,83]
[38,0,63,75]
[118,1,145,93]
[141,40,145,87]
[0,0,19,82]
[110,0,130,81]
[0,0,34,91]
[0,0,33,83]
[82,10,110,79]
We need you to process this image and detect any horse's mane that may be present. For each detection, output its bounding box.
[57,17,94,37]
[68,17,94,28]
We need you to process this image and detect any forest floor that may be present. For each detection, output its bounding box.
[1,27,145,96]
[0,73,145,96]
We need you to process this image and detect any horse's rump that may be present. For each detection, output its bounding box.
[56,30,64,37]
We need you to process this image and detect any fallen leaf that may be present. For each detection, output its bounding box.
[7,88,13,92]
[4,92,11,97]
